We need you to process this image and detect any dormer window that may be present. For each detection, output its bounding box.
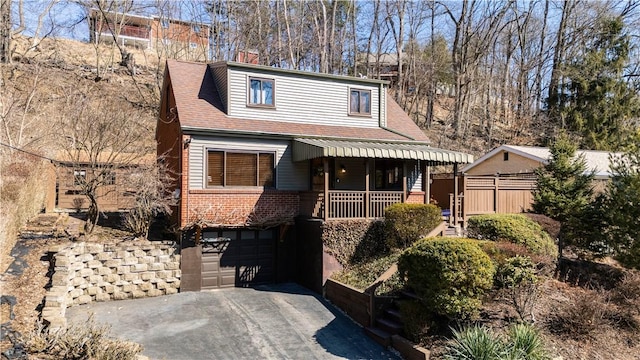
[248,77,274,107]
[349,89,371,116]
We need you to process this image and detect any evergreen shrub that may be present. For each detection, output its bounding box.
[384,203,442,249]
[398,237,495,319]
[495,255,538,289]
[467,214,556,256]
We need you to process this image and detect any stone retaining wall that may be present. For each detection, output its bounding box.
[42,240,180,329]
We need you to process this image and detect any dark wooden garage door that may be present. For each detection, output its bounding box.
[201,229,276,289]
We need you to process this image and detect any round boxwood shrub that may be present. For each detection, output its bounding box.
[495,255,538,289]
[384,203,442,249]
[398,237,495,319]
[466,214,556,256]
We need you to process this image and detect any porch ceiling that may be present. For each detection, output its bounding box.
[292,138,474,164]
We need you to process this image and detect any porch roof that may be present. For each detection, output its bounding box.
[292,138,474,164]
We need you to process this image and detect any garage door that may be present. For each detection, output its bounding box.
[201,229,276,289]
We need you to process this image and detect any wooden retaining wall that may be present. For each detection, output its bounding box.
[324,278,371,327]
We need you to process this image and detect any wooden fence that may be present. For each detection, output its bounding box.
[463,175,536,217]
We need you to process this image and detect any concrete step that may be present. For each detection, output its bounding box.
[376,317,403,335]
[364,326,392,347]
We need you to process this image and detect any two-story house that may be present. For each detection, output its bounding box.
[157,60,473,292]
[89,9,210,61]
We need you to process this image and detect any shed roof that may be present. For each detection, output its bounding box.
[463,144,622,177]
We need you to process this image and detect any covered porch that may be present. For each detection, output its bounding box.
[293,138,474,221]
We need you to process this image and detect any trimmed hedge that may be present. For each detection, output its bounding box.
[384,203,442,249]
[398,237,495,319]
[467,214,556,256]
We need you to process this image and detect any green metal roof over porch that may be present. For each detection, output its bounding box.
[292,138,474,164]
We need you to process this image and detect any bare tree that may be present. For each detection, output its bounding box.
[386,0,407,101]
[0,64,55,155]
[55,87,154,233]
[121,159,176,238]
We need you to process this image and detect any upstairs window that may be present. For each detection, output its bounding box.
[161,19,169,28]
[248,77,274,107]
[207,150,275,188]
[192,24,200,33]
[349,89,371,116]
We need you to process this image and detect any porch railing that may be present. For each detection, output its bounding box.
[369,191,403,218]
[300,191,404,219]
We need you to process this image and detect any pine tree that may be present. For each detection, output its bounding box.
[532,132,594,259]
[557,17,639,151]
[603,141,640,269]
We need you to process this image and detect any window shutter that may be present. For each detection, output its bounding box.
[259,153,275,187]
[207,151,224,186]
[227,153,257,186]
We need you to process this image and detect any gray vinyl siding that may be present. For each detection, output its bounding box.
[210,64,228,111]
[226,68,382,128]
[408,160,422,192]
[188,136,309,191]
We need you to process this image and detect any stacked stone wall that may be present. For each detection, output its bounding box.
[42,240,180,329]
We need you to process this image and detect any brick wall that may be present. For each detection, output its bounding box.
[183,189,300,227]
[405,192,426,204]
[42,241,180,330]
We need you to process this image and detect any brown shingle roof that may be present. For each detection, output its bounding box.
[166,60,429,142]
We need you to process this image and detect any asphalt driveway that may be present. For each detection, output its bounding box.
[65,283,400,360]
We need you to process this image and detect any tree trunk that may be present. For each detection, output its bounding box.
[85,194,99,234]
[0,0,11,64]
[548,0,573,121]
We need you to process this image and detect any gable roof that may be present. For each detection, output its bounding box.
[165,60,430,142]
[463,144,621,177]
